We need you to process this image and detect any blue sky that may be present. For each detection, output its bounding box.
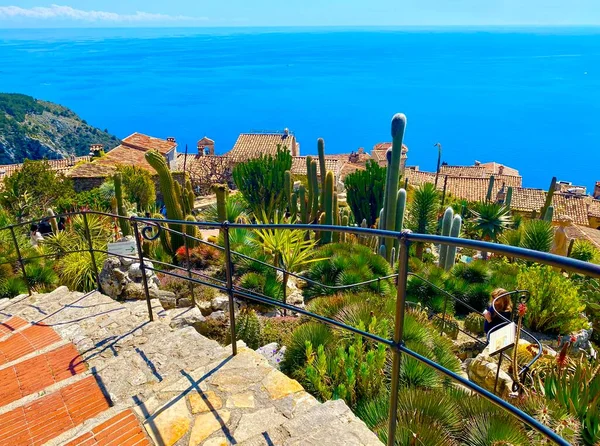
[1,1,600,27]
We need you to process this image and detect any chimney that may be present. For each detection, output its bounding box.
[474,160,481,166]
[167,137,176,143]
[357,147,364,154]
[498,165,505,175]
[594,181,600,200]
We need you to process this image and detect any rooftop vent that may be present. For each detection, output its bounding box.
[167,137,176,143]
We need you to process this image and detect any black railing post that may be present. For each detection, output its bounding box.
[222,222,237,356]
[132,219,154,322]
[82,212,101,292]
[183,228,195,306]
[387,233,410,446]
[9,226,32,296]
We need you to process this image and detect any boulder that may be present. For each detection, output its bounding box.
[156,290,178,309]
[211,296,230,311]
[167,307,206,330]
[197,301,213,316]
[98,256,161,302]
[466,352,514,398]
[256,342,286,369]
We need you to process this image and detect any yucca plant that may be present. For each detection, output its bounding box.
[569,240,599,263]
[24,262,58,292]
[407,183,440,259]
[0,276,28,298]
[281,322,334,375]
[471,202,513,242]
[520,219,554,253]
[202,193,250,223]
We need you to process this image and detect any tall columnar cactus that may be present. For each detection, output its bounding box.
[505,186,513,209]
[332,192,340,243]
[47,208,59,234]
[310,160,320,222]
[306,156,315,221]
[299,185,308,224]
[540,176,557,221]
[444,215,462,271]
[544,205,554,222]
[284,170,292,203]
[152,213,172,254]
[145,150,184,252]
[322,171,335,244]
[113,173,131,237]
[318,138,326,209]
[212,184,228,223]
[379,113,407,261]
[438,207,454,268]
[340,214,349,243]
[290,192,298,221]
[393,188,407,257]
[486,175,496,202]
[184,215,199,248]
[183,178,195,215]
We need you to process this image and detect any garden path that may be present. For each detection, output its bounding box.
[0,287,381,445]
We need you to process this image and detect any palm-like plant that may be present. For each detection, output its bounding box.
[520,219,554,253]
[254,212,322,309]
[408,183,440,259]
[471,202,513,242]
[203,193,250,224]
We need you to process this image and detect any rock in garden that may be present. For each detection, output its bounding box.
[256,342,286,369]
[211,296,230,311]
[167,306,206,330]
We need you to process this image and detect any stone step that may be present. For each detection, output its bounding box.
[0,323,62,366]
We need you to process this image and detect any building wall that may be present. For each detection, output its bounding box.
[590,216,600,230]
[73,177,107,193]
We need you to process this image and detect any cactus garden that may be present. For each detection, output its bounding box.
[0,113,599,445]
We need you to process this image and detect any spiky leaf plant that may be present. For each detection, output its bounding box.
[520,219,554,253]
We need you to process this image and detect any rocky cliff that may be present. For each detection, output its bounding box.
[0,93,120,164]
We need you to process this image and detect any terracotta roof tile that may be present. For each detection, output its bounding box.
[552,194,590,226]
[371,143,408,164]
[404,169,437,186]
[96,145,157,171]
[510,187,546,212]
[290,156,341,178]
[440,165,489,177]
[565,225,600,250]
[227,133,298,162]
[0,156,91,180]
[479,162,520,177]
[67,162,117,178]
[121,132,176,155]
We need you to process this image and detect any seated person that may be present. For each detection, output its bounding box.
[483,288,513,335]
[30,224,44,247]
[38,219,53,236]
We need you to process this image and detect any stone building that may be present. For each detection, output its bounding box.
[226,129,300,163]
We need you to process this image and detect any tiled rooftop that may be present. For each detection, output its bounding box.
[67,162,117,179]
[440,165,489,178]
[589,199,600,218]
[227,132,298,162]
[121,132,177,155]
[509,187,591,226]
[0,156,91,180]
[478,162,520,177]
[290,156,341,178]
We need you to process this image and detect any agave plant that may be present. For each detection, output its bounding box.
[202,193,250,224]
[407,183,440,259]
[470,202,512,259]
[520,219,554,253]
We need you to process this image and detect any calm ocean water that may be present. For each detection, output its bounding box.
[0,27,598,190]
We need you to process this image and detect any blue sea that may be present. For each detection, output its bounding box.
[0,27,599,190]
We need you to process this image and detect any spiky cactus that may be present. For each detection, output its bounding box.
[299,185,308,224]
[284,170,292,203]
[379,113,407,261]
[505,186,513,209]
[322,171,335,244]
[152,213,172,255]
[438,207,454,269]
[290,192,298,221]
[183,178,195,215]
[212,184,228,223]
[444,215,462,271]
[318,138,326,209]
[486,175,495,202]
[145,150,183,252]
[544,205,554,222]
[340,214,349,243]
[540,176,557,221]
[113,173,131,237]
[310,160,320,222]
[184,215,199,248]
[332,192,340,242]
[393,188,407,257]
[47,208,59,234]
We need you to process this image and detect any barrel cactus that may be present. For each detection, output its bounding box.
[465,312,485,336]
[113,173,131,237]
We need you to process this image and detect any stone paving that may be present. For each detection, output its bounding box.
[0,288,383,445]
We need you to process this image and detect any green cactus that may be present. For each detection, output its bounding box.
[284,170,292,203]
[318,138,326,209]
[182,178,195,215]
[152,213,172,255]
[299,185,308,224]
[184,215,198,248]
[212,184,228,223]
[315,212,326,243]
[544,205,554,222]
[145,150,183,252]
[290,192,298,221]
[540,176,557,221]
[505,186,513,209]
[380,114,407,261]
[113,173,131,237]
[464,312,485,335]
[438,207,454,269]
[47,208,59,234]
[340,214,349,243]
[322,171,335,244]
[332,192,340,243]
[444,215,462,271]
[306,156,315,221]
[310,160,320,222]
[486,175,495,202]
[393,188,407,255]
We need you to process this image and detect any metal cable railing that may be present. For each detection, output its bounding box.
[2,210,600,446]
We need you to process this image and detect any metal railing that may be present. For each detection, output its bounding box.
[3,211,600,446]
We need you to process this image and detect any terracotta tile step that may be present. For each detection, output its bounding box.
[0,344,86,408]
[0,376,111,446]
[0,316,29,337]
[0,324,61,366]
[64,409,151,446]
